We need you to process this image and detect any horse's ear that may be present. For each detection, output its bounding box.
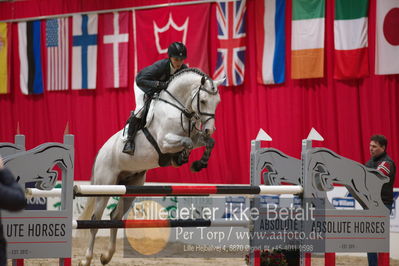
[201,76,206,85]
[214,77,226,87]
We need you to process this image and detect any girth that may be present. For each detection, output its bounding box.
[142,128,178,167]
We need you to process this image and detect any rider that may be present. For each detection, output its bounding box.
[123,42,188,155]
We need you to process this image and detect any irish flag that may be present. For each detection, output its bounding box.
[334,0,369,79]
[291,0,325,79]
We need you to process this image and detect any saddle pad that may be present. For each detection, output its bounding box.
[121,124,129,141]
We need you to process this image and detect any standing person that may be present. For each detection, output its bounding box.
[365,135,396,266]
[123,41,188,155]
[0,157,26,266]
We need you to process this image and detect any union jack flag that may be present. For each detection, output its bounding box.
[213,0,247,86]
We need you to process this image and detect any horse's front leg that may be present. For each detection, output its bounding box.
[190,137,215,172]
[160,133,193,167]
[161,133,193,152]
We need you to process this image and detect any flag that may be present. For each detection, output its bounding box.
[0,22,11,94]
[46,18,69,91]
[18,21,44,95]
[291,0,325,79]
[134,4,211,75]
[101,12,129,89]
[376,0,399,75]
[334,0,369,79]
[72,14,98,89]
[255,0,286,85]
[213,0,247,86]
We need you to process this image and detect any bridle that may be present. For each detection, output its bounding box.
[191,76,218,126]
[153,75,218,136]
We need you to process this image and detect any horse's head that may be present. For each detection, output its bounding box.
[165,68,223,136]
[190,76,222,136]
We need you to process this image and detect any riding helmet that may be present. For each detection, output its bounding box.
[167,42,187,60]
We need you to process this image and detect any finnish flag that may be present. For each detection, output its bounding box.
[72,14,98,89]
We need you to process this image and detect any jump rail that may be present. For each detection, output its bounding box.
[25,188,62,197]
[25,185,303,197]
[74,185,304,196]
[73,219,249,229]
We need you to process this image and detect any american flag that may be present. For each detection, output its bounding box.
[213,0,247,86]
[46,18,69,91]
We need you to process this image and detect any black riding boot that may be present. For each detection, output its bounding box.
[122,116,142,155]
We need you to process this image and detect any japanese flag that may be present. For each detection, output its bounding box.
[375,0,399,75]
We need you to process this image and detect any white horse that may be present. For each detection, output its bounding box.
[79,68,223,266]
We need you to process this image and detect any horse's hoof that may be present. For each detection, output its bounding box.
[100,253,111,265]
[78,260,89,266]
[171,160,179,168]
[190,161,205,172]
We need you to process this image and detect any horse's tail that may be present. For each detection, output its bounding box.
[79,197,96,220]
[76,197,96,241]
[77,147,103,221]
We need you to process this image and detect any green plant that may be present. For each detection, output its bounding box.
[245,249,288,266]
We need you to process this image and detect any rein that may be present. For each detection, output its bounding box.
[153,75,218,136]
[156,90,197,120]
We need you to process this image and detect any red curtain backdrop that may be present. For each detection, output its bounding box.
[135,4,212,75]
[0,0,398,188]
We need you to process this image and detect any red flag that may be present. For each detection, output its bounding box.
[134,4,211,75]
[100,12,129,89]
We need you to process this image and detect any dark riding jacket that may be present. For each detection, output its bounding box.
[136,59,188,95]
[365,152,396,206]
[0,168,26,266]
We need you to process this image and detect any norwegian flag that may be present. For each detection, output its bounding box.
[213,0,247,86]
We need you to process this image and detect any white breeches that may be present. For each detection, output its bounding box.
[133,81,145,117]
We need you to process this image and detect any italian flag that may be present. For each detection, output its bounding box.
[291,0,325,79]
[334,0,369,79]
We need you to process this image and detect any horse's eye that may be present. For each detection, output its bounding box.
[200,100,206,105]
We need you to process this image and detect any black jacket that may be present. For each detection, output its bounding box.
[0,168,26,265]
[136,59,187,95]
[365,152,396,205]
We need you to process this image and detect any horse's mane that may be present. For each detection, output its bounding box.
[168,68,210,84]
